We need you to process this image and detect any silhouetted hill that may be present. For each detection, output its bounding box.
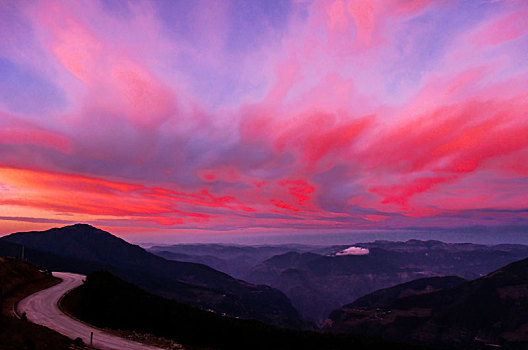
[325,257,528,349]
[0,238,121,276]
[245,240,528,323]
[1,224,305,328]
[62,270,429,350]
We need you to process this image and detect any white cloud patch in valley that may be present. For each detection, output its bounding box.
[335,246,370,256]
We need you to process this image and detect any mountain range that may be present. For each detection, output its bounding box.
[2,223,528,349]
[242,240,528,323]
[148,243,319,280]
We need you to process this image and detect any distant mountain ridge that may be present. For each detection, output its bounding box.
[148,243,319,280]
[0,224,305,328]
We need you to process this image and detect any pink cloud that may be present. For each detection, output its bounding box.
[0,0,527,236]
[472,10,528,47]
[0,127,71,153]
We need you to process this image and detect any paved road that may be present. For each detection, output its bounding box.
[17,272,165,350]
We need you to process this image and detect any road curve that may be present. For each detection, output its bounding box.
[17,272,165,350]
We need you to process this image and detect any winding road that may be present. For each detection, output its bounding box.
[17,272,165,350]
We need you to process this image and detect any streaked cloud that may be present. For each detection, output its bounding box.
[0,0,527,237]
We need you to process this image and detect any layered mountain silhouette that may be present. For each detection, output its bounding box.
[0,224,304,328]
[325,258,528,349]
[244,240,528,323]
[148,243,317,280]
[2,223,527,348]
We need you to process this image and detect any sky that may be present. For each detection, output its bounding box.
[0,0,527,243]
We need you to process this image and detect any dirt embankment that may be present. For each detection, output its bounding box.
[0,257,83,350]
[0,256,60,316]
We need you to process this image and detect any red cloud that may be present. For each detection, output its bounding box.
[0,127,72,154]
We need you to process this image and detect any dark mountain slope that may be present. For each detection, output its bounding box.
[1,224,304,328]
[62,270,428,350]
[347,276,467,309]
[2,224,236,289]
[326,257,528,349]
[0,239,282,325]
[246,248,437,323]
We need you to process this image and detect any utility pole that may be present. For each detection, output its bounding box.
[90,331,93,346]
[21,245,24,261]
